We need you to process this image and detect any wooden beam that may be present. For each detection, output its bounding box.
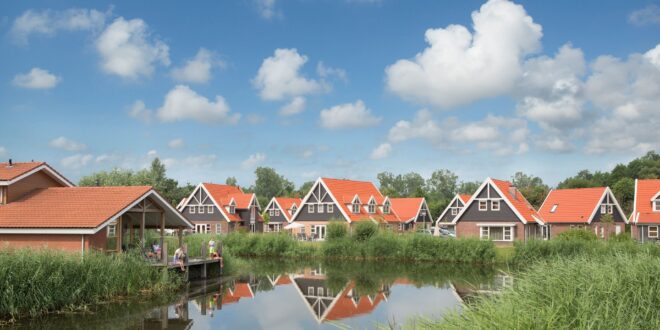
[140,200,146,248]
[129,217,134,245]
[117,215,123,252]
[160,212,165,263]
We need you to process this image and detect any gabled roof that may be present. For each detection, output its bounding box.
[182,183,258,222]
[267,197,302,222]
[538,187,608,224]
[0,186,193,232]
[0,162,74,187]
[389,197,428,223]
[436,193,470,224]
[458,194,471,204]
[325,283,387,321]
[453,178,542,225]
[319,178,399,222]
[632,179,660,224]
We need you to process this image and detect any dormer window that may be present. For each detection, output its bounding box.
[550,204,558,213]
[368,199,376,214]
[352,196,361,214]
[229,201,236,214]
[654,200,660,212]
[383,200,390,214]
[291,205,297,214]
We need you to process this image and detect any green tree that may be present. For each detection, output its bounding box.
[511,172,550,208]
[457,181,481,195]
[296,181,314,197]
[225,177,238,186]
[612,177,634,214]
[425,169,458,202]
[253,167,294,204]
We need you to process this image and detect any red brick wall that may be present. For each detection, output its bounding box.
[455,221,526,244]
[0,234,83,252]
[7,171,63,203]
[86,230,108,251]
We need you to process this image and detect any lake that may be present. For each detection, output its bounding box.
[12,259,511,329]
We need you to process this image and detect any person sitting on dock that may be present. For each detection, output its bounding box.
[173,246,187,271]
[208,240,224,268]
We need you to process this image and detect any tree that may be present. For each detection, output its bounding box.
[425,169,458,202]
[376,171,425,197]
[511,172,550,208]
[457,181,480,195]
[612,177,634,214]
[296,181,314,197]
[225,177,238,186]
[253,167,294,204]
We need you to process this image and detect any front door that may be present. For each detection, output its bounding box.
[313,225,327,240]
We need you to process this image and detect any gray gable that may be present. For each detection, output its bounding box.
[455,183,522,223]
[293,181,346,222]
[591,191,626,223]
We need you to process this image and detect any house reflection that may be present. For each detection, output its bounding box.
[450,272,514,304]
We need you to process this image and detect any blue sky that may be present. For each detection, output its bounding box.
[1,0,659,187]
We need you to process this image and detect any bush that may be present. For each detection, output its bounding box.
[353,222,378,241]
[326,221,348,240]
[609,232,633,243]
[366,232,403,259]
[555,228,598,241]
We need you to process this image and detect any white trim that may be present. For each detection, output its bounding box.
[631,179,638,224]
[0,164,74,187]
[435,194,464,226]
[290,178,352,223]
[180,183,232,222]
[651,191,660,201]
[491,200,500,211]
[587,187,628,224]
[0,228,97,234]
[476,223,517,227]
[478,200,488,211]
[452,180,492,225]
[649,226,659,239]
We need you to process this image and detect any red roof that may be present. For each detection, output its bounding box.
[202,183,257,222]
[321,178,399,222]
[275,275,292,285]
[325,283,386,321]
[491,179,542,224]
[222,282,254,305]
[459,194,471,204]
[633,179,660,224]
[389,197,426,222]
[0,162,45,181]
[0,186,151,228]
[538,187,607,223]
[274,197,301,221]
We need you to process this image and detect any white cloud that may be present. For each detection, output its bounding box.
[370,143,392,160]
[168,138,185,149]
[49,136,86,152]
[96,17,170,79]
[629,4,660,26]
[536,136,574,152]
[241,153,266,169]
[12,68,61,89]
[385,0,542,108]
[171,48,222,84]
[156,85,240,124]
[256,0,280,19]
[246,114,266,125]
[279,96,306,116]
[128,100,153,122]
[147,149,158,157]
[319,100,382,129]
[388,109,445,144]
[253,48,323,101]
[60,154,93,169]
[317,61,347,82]
[10,8,109,44]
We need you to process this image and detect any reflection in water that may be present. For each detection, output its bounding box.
[12,260,510,329]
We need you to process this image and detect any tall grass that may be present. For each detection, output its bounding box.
[0,249,181,320]
[423,254,660,329]
[512,239,660,264]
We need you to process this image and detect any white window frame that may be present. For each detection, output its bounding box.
[229,202,236,214]
[309,204,315,213]
[107,224,117,237]
[308,287,314,296]
[206,224,211,232]
[199,205,205,214]
[195,223,207,234]
[649,226,659,239]
[318,287,324,296]
[478,200,487,211]
[318,204,324,213]
[383,201,390,214]
[275,209,280,216]
[601,205,606,214]
[503,227,513,241]
[607,205,613,214]
[190,205,196,214]
[480,226,489,239]
[654,201,660,212]
[480,226,514,242]
[550,204,558,213]
[216,223,222,234]
[269,209,274,216]
[491,200,500,211]
[368,200,376,214]
[327,204,334,213]
[291,205,297,214]
[207,205,214,214]
[352,203,360,214]
[451,208,458,216]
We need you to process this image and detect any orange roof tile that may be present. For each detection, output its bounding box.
[274,197,302,221]
[0,162,44,181]
[389,197,426,222]
[634,179,660,224]
[325,283,385,321]
[491,179,542,224]
[538,187,606,223]
[322,178,399,222]
[202,183,257,222]
[0,186,151,228]
[459,194,471,204]
[275,275,292,285]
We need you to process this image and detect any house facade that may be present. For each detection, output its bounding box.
[178,183,262,234]
[452,178,544,244]
[263,197,301,232]
[538,187,627,239]
[290,178,398,240]
[388,197,432,231]
[0,161,192,254]
[630,179,660,243]
[435,194,471,232]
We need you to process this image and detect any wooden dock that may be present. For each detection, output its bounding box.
[152,258,223,281]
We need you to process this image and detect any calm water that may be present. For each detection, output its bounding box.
[13,259,511,329]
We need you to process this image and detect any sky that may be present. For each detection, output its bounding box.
[1,0,659,188]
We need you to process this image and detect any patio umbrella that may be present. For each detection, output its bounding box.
[283,222,304,230]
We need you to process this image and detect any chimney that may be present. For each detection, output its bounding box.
[509,185,517,200]
[7,159,13,167]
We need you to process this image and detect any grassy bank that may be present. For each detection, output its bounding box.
[420,254,660,329]
[512,238,660,264]
[0,249,182,321]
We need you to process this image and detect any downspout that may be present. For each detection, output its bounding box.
[81,235,85,257]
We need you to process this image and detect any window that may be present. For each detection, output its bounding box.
[107,224,116,237]
[491,200,500,211]
[275,209,280,216]
[654,201,660,212]
[309,204,315,213]
[308,287,315,295]
[368,200,376,214]
[190,206,196,214]
[607,205,613,214]
[195,224,208,234]
[269,209,274,216]
[216,224,222,234]
[206,224,211,232]
[291,205,297,214]
[229,202,236,214]
[550,204,558,213]
[318,287,324,296]
[207,205,214,214]
[318,204,324,213]
[480,227,489,239]
[649,226,659,239]
[503,227,513,241]
[478,200,487,211]
[601,205,606,214]
[327,204,334,213]
[199,205,205,214]
[480,226,514,242]
[0,188,4,205]
[383,201,390,214]
[352,203,360,214]
[451,208,458,216]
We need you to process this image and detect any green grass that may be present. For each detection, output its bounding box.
[0,249,182,321]
[419,254,660,329]
[512,239,660,264]
[494,246,515,264]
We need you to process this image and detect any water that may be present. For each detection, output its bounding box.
[12,259,510,329]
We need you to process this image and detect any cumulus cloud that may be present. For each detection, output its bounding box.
[536,136,574,152]
[10,8,109,44]
[385,0,542,108]
[246,114,266,125]
[96,17,170,79]
[370,143,392,160]
[128,100,153,122]
[156,85,240,124]
[168,138,185,149]
[253,48,324,101]
[256,0,280,19]
[279,96,306,116]
[629,4,660,26]
[241,153,266,169]
[171,48,222,84]
[317,61,348,82]
[49,136,86,152]
[319,100,382,129]
[12,68,61,89]
[60,154,93,169]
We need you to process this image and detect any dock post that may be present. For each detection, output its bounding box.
[161,241,168,265]
[201,241,208,279]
